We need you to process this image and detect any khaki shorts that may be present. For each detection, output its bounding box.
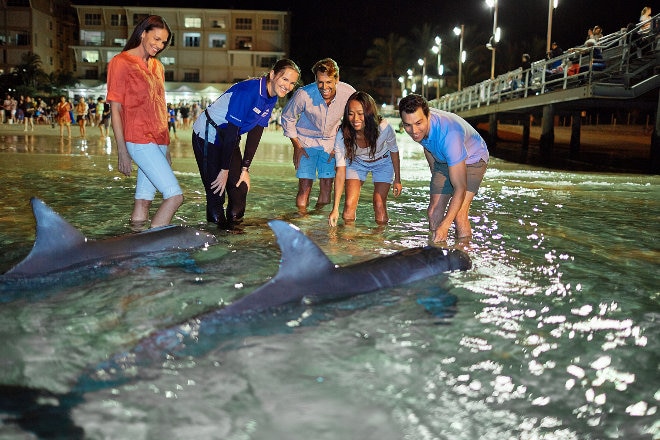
[430,159,487,195]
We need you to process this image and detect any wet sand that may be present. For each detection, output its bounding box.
[480,122,654,174]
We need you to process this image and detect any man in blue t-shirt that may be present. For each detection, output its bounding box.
[399,94,489,243]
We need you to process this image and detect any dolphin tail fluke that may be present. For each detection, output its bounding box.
[267,220,335,279]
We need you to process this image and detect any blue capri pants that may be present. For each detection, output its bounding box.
[127,142,182,201]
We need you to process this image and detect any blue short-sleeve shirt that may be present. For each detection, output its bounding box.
[420,109,489,166]
[192,76,276,140]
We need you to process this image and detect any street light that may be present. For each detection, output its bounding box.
[418,58,426,98]
[453,25,465,91]
[485,0,501,79]
[546,0,559,54]
[432,36,443,76]
[407,68,416,93]
[398,76,406,98]
[432,37,443,99]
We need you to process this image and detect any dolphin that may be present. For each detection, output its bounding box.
[3,198,218,277]
[220,220,471,316]
[0,220,470,436]
[101,220,472,365]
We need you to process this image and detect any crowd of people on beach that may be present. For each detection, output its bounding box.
[1,91,208,142]
[1,94,55,131]
[102,15,490,244]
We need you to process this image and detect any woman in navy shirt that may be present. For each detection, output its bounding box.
[192,59,300,227]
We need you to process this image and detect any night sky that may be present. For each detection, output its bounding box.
[76,0,648,78]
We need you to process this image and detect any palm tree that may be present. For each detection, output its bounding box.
[363,33,409,105]
[408,23,441,70]
[15,52,49,95]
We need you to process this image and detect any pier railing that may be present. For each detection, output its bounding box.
[434,14,660,114]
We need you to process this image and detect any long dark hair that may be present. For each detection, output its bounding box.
[123,15,171,55]
[341,91,382,163]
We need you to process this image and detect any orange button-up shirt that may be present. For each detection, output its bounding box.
[106,52,169,145]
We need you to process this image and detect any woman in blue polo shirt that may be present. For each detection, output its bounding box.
[192,59,300,227]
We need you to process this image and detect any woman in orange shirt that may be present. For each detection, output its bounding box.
[107,15,183,229]
[56,95,72,138]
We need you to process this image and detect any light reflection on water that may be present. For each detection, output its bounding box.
[0,129,658,439]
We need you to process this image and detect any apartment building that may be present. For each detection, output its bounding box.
[0,1,290,100]
[0,0,77,76]
[71,4,290,99]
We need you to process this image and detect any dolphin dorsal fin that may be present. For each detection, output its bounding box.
[30,197,87,252]
[268,220,335,280]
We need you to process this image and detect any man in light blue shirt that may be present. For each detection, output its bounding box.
[399,94,489,243]
[281,58,355,212]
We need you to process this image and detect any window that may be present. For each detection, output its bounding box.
[211,18,226,29]
[82,50,100,63]
[110,14,126,26]
[183,71,200,82]
[235,18,252,30]
[260,56,277,68]
[183,33,200,47]
[80,30,103,46]
[262,19,279,31]
[164,70,174,81]
[15,33,30,46]
[106,50,120,61]
[160,56,175,66]
[85,69,98,79]
[84,13,101,26]
[208,33,227,48]
[184,17,201,28]
[112,38,126,47]
[133,14,148,26]
[235,37,252,50]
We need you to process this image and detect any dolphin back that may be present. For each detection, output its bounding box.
[4,198,217,276]
[267,220,335,280]
[5,198,87,275]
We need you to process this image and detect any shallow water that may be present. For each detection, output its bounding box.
[0,128,658,439]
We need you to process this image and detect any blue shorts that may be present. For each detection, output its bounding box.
[127,142,183,201]
[430,159,487,195]
[346,155,394,183]
[296,147,336,180]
